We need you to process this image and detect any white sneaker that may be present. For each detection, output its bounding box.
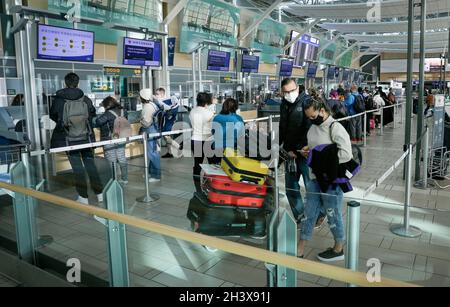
[93,215,108,226]
[76,196,89,205]
[148,178,161,183]
[118,180,129,185]
[97,194,103,203]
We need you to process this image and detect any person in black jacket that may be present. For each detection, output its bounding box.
[49,73,103,205]
[279,78,313,224]
[95,97,129,185]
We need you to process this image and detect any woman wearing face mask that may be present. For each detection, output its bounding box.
[297,99,353,262]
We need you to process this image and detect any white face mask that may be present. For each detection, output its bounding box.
[236,109,241,116]
[284,90,299,104]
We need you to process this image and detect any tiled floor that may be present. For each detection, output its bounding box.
[1,111,450,287]
[0,274,19,287]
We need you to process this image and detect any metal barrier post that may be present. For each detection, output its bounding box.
[104,180,130,287]
[10,152,38,264]
[400,103,404,124]
[345,201,360,288]
[380,109,384,136]
[393,105,397,129]
[390,144,422,238]
[363,112,367,147]
[276,207,297,287]
[137,132,160,203]
[422,126,429,188]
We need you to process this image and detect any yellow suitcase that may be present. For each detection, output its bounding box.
[221,148,269,185]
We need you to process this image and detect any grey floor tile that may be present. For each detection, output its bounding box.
[426,257,450,277]
[204,260,266,287]
[413,255,428,272]
[152,266,225,287]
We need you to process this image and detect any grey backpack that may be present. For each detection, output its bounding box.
[63,97,90,143]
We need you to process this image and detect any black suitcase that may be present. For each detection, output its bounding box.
[187,192,268,237]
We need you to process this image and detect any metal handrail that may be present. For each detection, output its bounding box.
[0,181,418,287]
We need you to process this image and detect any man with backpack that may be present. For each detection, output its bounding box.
[345,85,364,143]
[50,72,103,205]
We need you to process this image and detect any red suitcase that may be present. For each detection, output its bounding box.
[203,174,267,208]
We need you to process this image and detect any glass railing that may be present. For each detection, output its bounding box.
[0,146,431,287]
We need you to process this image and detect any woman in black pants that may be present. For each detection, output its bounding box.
[189,92,217,192]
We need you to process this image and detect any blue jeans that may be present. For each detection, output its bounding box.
[142,125,161,179]
[285,157,311,221]
[300,180,345,243]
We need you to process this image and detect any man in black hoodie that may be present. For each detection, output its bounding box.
[50,73,103,205]
[279,79,312,223]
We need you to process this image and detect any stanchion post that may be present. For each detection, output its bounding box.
[137,132,160,203]
[390,143,422,237]
[380,108,384,136]
[393,105,397,129]
[345,201,360,288]
[423,126,429,189]
[363,112,367,147]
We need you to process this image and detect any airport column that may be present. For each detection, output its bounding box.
[415,0,426,182]
[404,0,414,174]
[11,0,42,150]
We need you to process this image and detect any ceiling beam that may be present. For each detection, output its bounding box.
[238,0,284,43]
[163,0,188,26]
[335,42,359,62]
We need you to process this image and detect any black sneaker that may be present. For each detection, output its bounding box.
[317,248,344,262]
[162,153,174,159]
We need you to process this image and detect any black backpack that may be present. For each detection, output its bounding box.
[353,94,366,114]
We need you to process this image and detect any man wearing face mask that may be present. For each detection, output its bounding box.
[279,78,313,225]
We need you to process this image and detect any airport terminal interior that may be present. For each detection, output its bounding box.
[1,0,450,288]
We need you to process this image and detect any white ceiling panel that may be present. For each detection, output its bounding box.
[284,0,450,20]
[362,41,447,49]
[320,16,450,33]
[344,31,449,43]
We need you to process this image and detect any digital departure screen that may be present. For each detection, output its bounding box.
[207,50,231,71]
[37,24,94,62]
[335,67,341,79]
[306,63,318,78]
[327,66,336,79]
[288,31,320,68]
[123,37,161,67]
[342,69,350,81]
[241,55,260,73]
[279,60,294,77]
[353,71,360,83]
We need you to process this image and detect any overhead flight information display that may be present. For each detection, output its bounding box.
[37,24,94,62]
[306,63,318,78]
[123,37,162,67]
[279,60,294,77]
[207,50,231,71]
[288,31,320,68]
[241,55,260,73]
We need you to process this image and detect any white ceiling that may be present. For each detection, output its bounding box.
[320,16,450,33]
[361,41,447,50]
[284,0,450,19]
[344,31,449,43]
[236,0,450,54]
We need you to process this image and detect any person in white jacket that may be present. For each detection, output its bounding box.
[373,91,385,128]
